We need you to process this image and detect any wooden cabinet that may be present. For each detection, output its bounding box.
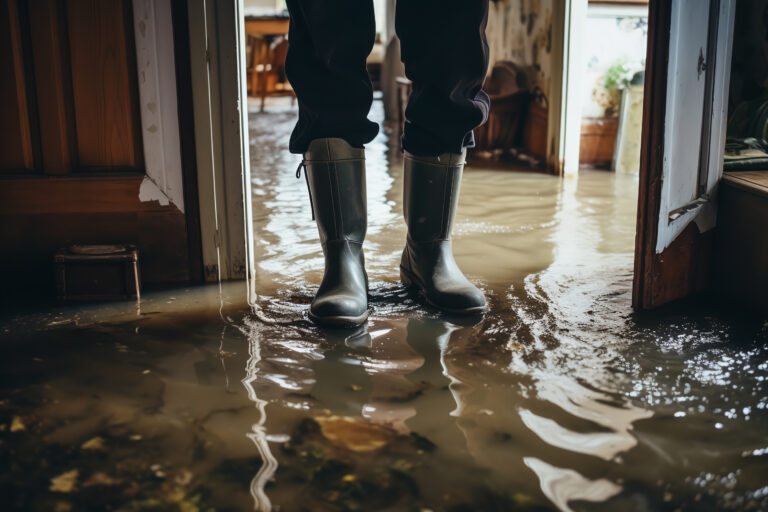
[0,0,194,298]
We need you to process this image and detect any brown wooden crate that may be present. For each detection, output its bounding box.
[55,245,140,300]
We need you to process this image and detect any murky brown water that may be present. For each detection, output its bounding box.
[1,100,767,511]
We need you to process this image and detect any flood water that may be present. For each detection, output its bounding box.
[1,100,767,511]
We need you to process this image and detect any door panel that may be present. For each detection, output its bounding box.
[0,0,34,171]
[656,0,735,252]
[66,0,142,170]
[633,0,736,309]
[27,0,75,174]
[656,0,736,253]
[662,0,709,214]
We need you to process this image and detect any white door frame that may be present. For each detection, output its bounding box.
[186,0,255,289]
[550,0,588,177]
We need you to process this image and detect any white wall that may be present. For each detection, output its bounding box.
[580,4,648,118]
[243,0,281,12]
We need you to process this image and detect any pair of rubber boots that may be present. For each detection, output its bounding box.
[299,138,486,328]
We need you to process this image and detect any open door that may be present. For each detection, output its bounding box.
[633,0,736,309]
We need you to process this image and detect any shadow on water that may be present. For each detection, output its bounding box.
[0,99,766,511]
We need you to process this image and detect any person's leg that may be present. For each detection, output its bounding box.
[286,1,376,327]
[301,138,369,327]
[395,0,490,156]
[396,0,489,314]
[285,0,379,154]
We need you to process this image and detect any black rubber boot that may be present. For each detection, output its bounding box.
[400,150,487,315]
[300,138,369,327]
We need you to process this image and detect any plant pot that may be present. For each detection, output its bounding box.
[579,116,618,168]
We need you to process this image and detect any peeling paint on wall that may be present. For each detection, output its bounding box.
[487,0,554,105]
[138,176,171,205]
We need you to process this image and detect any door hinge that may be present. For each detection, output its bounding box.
[697,48,707,79]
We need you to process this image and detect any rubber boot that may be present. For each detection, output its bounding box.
[400,150,487,315]
[299,138,369,327]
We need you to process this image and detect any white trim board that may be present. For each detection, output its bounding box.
[132,0,185,211]
[187,0,251,282]
[555,0,588,177]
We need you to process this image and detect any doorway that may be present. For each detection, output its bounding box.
[181,1,768,510]
[577,1,648,174]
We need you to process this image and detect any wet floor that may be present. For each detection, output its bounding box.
[1,100,767,511]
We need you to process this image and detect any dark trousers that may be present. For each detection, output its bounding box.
[285,0,490,157]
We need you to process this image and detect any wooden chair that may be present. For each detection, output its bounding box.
[247,34,294,112]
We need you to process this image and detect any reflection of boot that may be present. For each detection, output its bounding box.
[403,317,471,456]
[302,138,369,327]
[400,151,486,314]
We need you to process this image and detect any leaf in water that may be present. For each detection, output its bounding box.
[174,469,194,486]
[10,416,25,432]
[50,470,79,493]
[81,437,105,451]
[83,472,121,487]
[315,416,396,452]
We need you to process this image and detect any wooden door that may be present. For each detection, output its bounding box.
[0,0,193,297]
[633,0,736,309]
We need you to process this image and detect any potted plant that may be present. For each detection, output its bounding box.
[580,60,637,168]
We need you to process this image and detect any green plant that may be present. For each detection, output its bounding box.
[604,61,632,92]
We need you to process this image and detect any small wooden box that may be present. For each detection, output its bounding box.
[55,245,140,301]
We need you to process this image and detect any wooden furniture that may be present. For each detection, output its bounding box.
[523,101,548,162]
[722,170,768,194]
[245,16,293,111]
[0,0,192,298]
[715,171,768,312]
[473,61,531,152]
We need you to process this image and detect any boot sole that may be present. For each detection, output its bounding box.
[400,266,487,316]
[309,309,370,328]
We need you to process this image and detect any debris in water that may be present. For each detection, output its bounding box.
[47,318,77,327]
[174,469,194,486]
[80,436,105,451]
[50,470,79,493]
[150,464,166,478]
[82,472,121,487]
[315,415,396,452]
[10,415,25,432]
[53,502,72,512]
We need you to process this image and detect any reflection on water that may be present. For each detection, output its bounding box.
[0,100,766,511]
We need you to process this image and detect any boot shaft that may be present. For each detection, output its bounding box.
[303,138,367,245]
[403,150,466,243]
